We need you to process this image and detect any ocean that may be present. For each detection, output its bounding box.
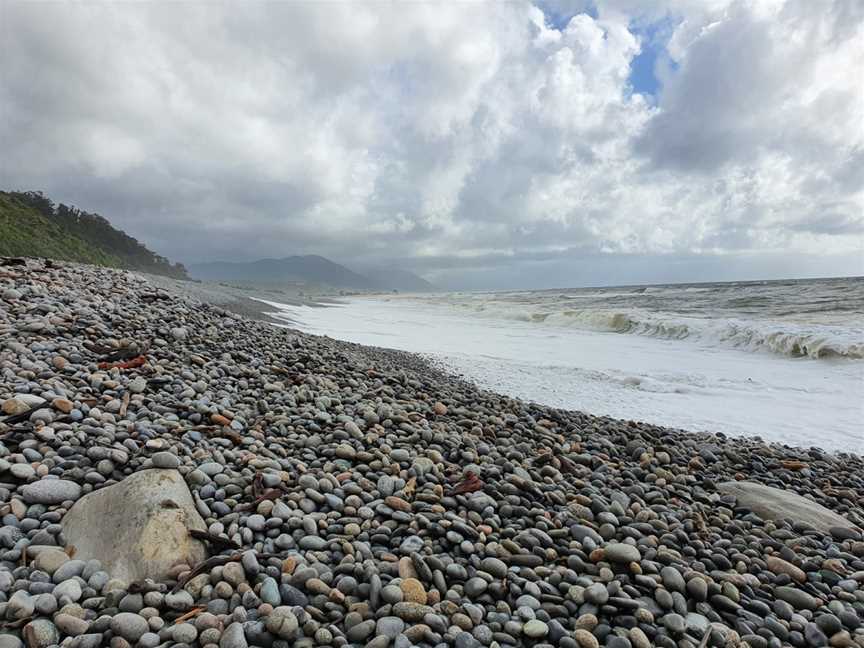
[259,277,864,454]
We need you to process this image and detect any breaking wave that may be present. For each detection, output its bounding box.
[473,307,864,360]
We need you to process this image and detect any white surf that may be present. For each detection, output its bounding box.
[257,279,864,454]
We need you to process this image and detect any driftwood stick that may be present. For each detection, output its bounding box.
[0,401,47,425]
[188,529,241,551]
[235,488,284,511]
[175,553,242,591]
[171,606,206,625]
[0,615,34,629]
[98,348,145,363]
[98,355,147,370]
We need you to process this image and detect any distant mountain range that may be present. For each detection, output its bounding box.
[2,189,434,292]
[190,256,373,289]
[189,256,434,292]
[360,266,435,292]
[0,191,188,278]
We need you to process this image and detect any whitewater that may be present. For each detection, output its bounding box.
[260,277,864,454]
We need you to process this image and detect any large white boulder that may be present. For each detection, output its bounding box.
[718,481,857,534]
[62,469,207,583]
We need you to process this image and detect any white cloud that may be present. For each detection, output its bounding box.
[1,0,861,286]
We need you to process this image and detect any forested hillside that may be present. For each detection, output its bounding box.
[0,191,187,278]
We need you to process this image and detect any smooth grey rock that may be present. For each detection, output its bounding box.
[775,586,821,611]
[128,377,148,394]
[62,469,206,582]
[523,620,548,638]
[686,612,710,635]
[173,623,198,643]
[139,632,161,648]
[111,612,149,642]
[10,464,35,480]
[347,620,376,642]
[390,449,410,462]
[53,578,82,603]
[661,566,686,593]
[151,451,180,469]
[198,462,224,476]
[220,621,249,648]
[584,583,609,605]
[663,613,685,634]
[20,479,81,504]
[7,590,35,620]
[399,535,424,553]
[376,616,405,639]
[454,632,481,648]
[53,559,86,582]
[412,457,435,475]
[22,618,59,647]
[165,589,194,611]
[299,536,327,550]
[260,577,280,606]
[32,593,58,616]
[480,557,507,578]
[54,613,90,636]
[32,548,68,574]
[603,542,641,563]
[68,634,104,648]
[464,577,488,598]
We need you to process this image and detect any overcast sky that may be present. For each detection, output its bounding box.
[2,0,862,289]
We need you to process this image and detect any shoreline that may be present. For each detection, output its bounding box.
[146,268,864,460]
[1,258,863,648]
[238,292,864,455]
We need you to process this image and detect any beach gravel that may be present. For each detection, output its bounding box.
[0,257,863,648]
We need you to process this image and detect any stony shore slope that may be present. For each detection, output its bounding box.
[1,259,863,648]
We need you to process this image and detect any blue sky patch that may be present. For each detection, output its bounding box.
[629,38,661,97]
[627,16,678,100]
[537,0,597,30]
[536,3,676,100]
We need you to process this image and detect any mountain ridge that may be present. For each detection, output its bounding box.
[360,266,435,292]
[189,256,434,292]
[189,255,375,289]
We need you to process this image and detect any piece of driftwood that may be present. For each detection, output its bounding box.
[0,401,47,425]
[0,426,35,443]
[188,529,241,551]
[0,257,27,267]
[141,292,171,303]
[171,606,206,625]
[252,472,266,498]
[235,488,284,511]
[447,471,483,496]
[98,347,146,363]
[175,551,282,591]
[175,554,241,591]
[0,615,33,630]
[780,459,808,471]
[98,355,146,370]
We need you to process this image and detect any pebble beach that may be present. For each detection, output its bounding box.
[1,258,863,648]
